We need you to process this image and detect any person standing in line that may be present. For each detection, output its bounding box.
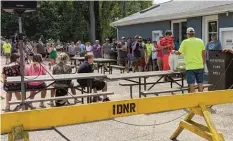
[110,38,118,64]
[139,37,146,71]
[151,41,158,71]
[2,38,12,64]
[127,38,133,72]
[145,38,153,71]
[205,34,222,70]
[102,38,112,59]
[160,30,174,71]
[172,27,205,93]
[78,40,86,57]
[93,40,102,58]
[132,35,142,72]
[49,43,57,70]
[117,37,128,67]
[1,37,6,56]
[85,42,93,55]
[36,39,46,58]
[156,36,164,70]
[68,42,76,58]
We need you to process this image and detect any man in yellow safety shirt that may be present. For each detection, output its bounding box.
[2,39,12,64]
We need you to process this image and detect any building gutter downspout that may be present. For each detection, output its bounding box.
[110,24,119,40]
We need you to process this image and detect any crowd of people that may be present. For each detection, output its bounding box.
[1,27,233,112]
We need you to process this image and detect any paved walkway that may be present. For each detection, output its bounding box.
[1,55,233,141]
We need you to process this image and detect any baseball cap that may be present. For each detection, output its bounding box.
[135,35,139,39]
[138,36,142,39]
[121,36,125,39]
[186,27,195,34]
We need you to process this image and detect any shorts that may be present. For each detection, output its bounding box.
[128,53,133,61]
[40,53,46,58]
[27,83,46,90]
[140,57,145,67]
[119,57,127,66]
[3,83,21,92]
[69,54,75,58]
[78,79,105,91]
[132,57,141,66]
[5,53,10,59]
[186,69,204,84]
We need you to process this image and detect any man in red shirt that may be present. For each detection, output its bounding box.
[160,30,174,70]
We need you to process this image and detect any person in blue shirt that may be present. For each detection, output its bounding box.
[78,40,86,57]
[172,36,180,51]
[205,34,222,70]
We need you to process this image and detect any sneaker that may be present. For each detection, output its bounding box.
[74,99,79,104]
[103,97,110,102]
[48,101,55,107]
[39,103,46,108]
[98,97,102,101]
[92,97,98,103]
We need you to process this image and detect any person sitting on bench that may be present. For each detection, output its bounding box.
[2,53,21,112]
[25,54,47,108]
[49,52,77,107]
[77,54,110,102]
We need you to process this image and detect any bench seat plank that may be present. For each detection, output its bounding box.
[119,79,183,86]
[141,88,187,95]
[110,65,126,69]
[9,91,114,105]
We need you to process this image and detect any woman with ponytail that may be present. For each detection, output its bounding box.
[25,54,47,108]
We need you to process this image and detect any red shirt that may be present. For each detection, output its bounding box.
[156,41,163,58]
[160,37,174,54]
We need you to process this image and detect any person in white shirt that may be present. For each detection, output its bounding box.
[85,42,93,55]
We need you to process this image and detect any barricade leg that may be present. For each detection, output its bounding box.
[170,104,224,141]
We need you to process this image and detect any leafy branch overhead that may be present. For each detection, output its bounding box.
[1,1,152,43]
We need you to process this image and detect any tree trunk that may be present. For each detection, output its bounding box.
[89,1,95,44]
[94,1,101,42]
[122,1,126,18]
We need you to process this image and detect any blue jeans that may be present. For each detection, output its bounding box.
[186,69,204,84]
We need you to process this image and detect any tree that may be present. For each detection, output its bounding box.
[89,1,95,43]
[1,1,152,42]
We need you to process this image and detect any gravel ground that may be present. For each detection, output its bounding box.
[1,55,233,141]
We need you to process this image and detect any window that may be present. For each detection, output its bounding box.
[208,21,218,42]
[202,15,218,45]
[171,19,187,44]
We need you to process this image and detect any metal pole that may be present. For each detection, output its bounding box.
[18,16,26,110]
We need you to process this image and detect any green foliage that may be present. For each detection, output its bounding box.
[1,1,152,42]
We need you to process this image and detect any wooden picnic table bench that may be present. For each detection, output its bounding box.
[109,65,126,74]
[107,71,184,98]
[119,78,183,98]
[6,73,107,110]
[141,83,213,97]
[70,57,117,74]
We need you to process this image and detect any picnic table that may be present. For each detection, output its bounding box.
[71,57,117,74]
[6,73,108,108]
[107,70,184,98]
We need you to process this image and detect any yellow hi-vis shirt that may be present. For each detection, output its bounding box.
[178,37,205,70]
[3,43,12,53]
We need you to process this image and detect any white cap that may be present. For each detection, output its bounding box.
[186,27,195,34]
